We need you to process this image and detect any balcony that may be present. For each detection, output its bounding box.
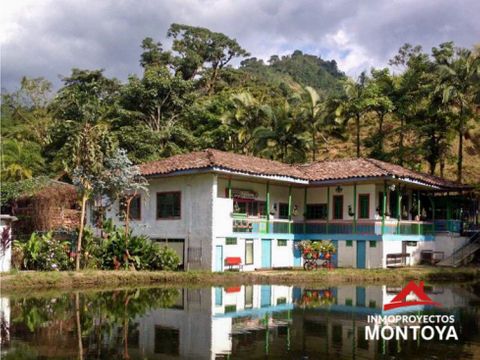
[231,217,462,237]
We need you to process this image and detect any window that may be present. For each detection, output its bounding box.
[346,240,353,247]
[245,240,254,264]
[277,239,287,246]
[345,298,353,306]
[369,300,377,308]
[306,204,328,220]
[244,285,253,308]
[154,326,179,355]
[224,305,237,313]
[119,194,141,220]
[226,237,237,245]
[369,241,376,248]
[333,195,343,219]
[233,199,266,217]
[279,203,289,219]
[358,194,370,219]
[157,192,181,219]
[276,297,287,305]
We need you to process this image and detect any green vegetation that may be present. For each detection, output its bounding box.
[1,25,479,195]
[13,223,180,272]
[2,267,480,292]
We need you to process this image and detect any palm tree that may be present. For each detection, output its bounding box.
[335,73,370,158]
[253,100,307,163]
[435,43,480,182]
[221,92,271,154]
[1,139,45,182]
[298,86,330,161]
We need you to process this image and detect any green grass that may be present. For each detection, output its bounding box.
[2,267,479,294]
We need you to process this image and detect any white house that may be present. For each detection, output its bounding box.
[91,149,477,271]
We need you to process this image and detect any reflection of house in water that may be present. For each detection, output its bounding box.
[130,284,475,359]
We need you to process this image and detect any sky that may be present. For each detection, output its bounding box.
[1,0,479,91]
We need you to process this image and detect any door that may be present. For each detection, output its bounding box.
[261,239,272,268]
[261,285,272,307]
[356,241,366,269]
[215,245,223,272]
[293,241,302,267]
[356,286,366,307]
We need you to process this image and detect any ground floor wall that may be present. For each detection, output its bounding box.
[212,235,469,271]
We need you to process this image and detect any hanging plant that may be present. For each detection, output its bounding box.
[0,227,12,255]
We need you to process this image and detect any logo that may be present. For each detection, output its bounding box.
[366,282,457,341]
[383,281,441,311]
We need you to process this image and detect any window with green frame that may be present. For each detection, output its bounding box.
[278,203,289,219]
[224,305,237,313]
[306,204,328,219]
[226,237,237,245]
[358,194,369,219]
[245,240,254,264]
[346,240,353,247]
[277,239,287,246]
[333,195,343,219]
[369,240,376,248]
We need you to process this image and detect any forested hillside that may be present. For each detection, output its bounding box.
[1,23,479,189]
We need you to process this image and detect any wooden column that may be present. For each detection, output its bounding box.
[353,183,357,234]
[397,189,402,234]
[288,185,292,234]
[266,182,270,233]
[382,181,387,235]
[417,190,421,235]
[303,187,308,234]
[326,186,330,234]
[227,178,232,198]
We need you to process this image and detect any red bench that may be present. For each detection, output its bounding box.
[224,257,243,271]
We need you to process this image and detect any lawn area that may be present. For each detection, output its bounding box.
[2,266,479,293]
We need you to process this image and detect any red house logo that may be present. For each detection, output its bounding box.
[383,281,441,311]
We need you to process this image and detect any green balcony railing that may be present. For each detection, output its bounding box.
[232,218,459,236]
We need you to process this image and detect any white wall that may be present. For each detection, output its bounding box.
[0,220,13,272]
[103,173,216,270]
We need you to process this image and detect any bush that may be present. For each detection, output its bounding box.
[148,244,180,271]
[14,232,73,271]
[98,225,179,271]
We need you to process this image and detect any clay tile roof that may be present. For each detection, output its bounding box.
[139,149,468,189]
[300,158,466,189]
[139,149,307,180]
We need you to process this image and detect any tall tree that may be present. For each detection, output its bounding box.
[167,23,249,92]
[335,73,370,158]
[64,122,115,271]
[434,42,480,182]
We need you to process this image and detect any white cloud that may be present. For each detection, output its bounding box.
[1,0,479,90]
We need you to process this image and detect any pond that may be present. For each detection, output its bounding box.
[1,282,479,359]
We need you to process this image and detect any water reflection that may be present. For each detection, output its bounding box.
[1,284,480,359]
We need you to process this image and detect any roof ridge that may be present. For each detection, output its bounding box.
[364,158,392,176]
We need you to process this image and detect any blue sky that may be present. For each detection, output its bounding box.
[1,0,479,90]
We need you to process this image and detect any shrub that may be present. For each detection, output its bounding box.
[148,244,180,271]
[14,232,73,271]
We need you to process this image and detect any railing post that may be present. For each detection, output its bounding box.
[288,185,292,234]
[266,182,270,233]
[326,186,330,234]
[303,187,307,234]
[353,183,357,234]
[382,181,387,235]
